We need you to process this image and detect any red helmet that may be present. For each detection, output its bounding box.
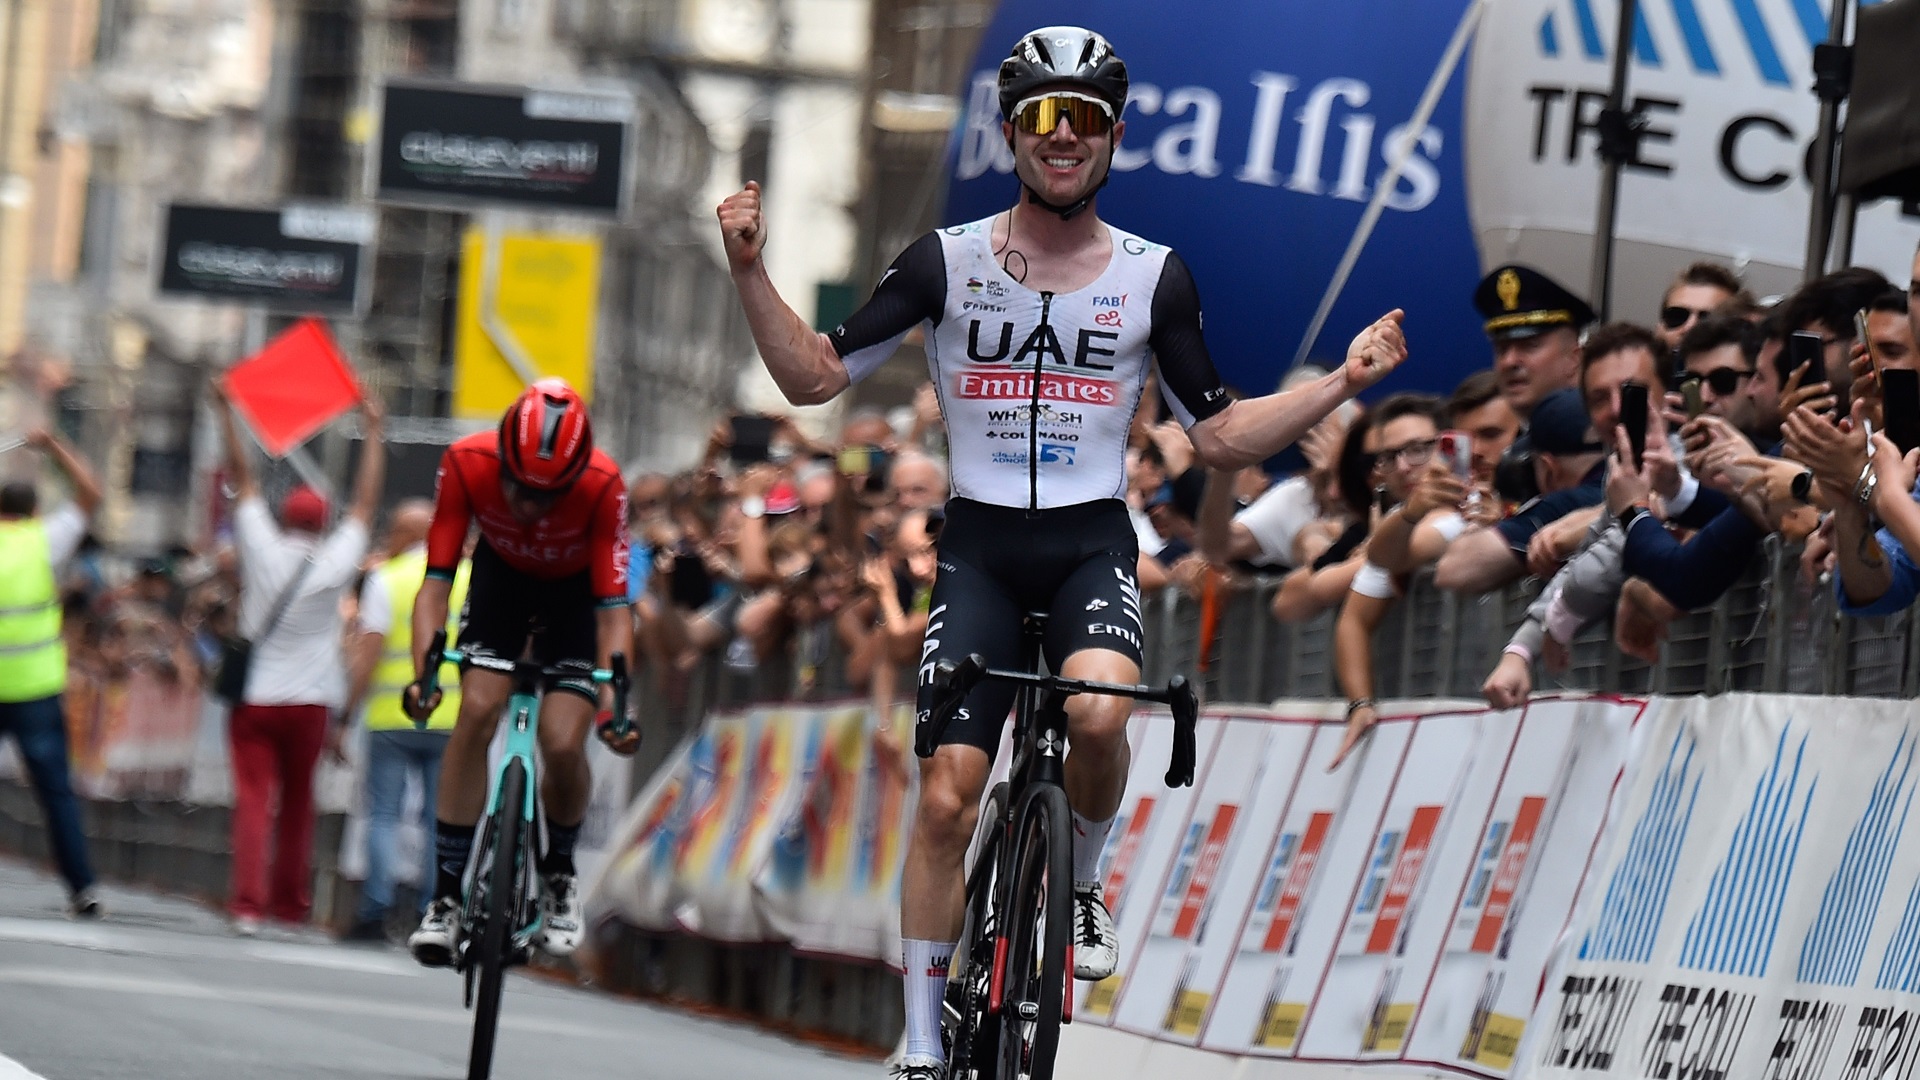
[499,378,594,491]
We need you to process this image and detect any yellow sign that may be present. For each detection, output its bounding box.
[452,229,601,418]
[1463,1011,1526,1070]
[1082,975,1123,1018]
[1361,1001,1416,1053]
[1257,1001,1305,1049]
[1161,988,1211,1036]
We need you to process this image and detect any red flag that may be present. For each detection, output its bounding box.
[221,318,362,458]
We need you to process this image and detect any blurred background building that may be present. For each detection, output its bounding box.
[0,0,992,556]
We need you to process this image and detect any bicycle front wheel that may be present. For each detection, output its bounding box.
[998,783,1072,1080]
[468,757,527,1080]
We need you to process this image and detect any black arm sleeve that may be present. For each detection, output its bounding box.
[828,232,946,383]
[1147,252,1231,427]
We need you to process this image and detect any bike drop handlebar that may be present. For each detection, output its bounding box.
[916,653,1201,788]
[411,629,632,739]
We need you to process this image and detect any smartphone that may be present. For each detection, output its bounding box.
[837,445,875,475]
[1883,368,1920,455]
[1788,330,1828,387]
[1681,377,1705,420]
[1620,380,1649,469]
[1437,430,1473,482]
[669,550,715,609]
[1857,308,1880,377]
[727,414,776,465]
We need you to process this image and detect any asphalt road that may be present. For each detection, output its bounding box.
[0,858,876,1080]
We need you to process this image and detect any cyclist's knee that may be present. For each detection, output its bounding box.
[916,767,983,852]
[1067,697,1130,757]
[452,680,509,738]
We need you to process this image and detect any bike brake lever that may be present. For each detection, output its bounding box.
[917,654,988,759]
[1164,674,1199,788]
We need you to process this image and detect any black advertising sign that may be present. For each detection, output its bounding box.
[157,203,371,312]
[375,82,630,214]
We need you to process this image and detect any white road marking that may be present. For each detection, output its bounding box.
[0,967,621,1040]
[0,918,418,977]
[0,1051,48,1080]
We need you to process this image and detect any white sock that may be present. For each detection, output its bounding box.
[1072,809,1115,886]
[902,937,955,1063]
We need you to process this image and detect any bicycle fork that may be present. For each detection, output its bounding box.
[987,692,1073,1024]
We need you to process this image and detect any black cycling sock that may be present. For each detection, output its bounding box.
[432,821,477,902]
[540,821,581,877]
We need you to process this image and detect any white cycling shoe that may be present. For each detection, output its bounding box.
[537,873,583,957]
[1073,882,1118,981]
[409,898,464,968]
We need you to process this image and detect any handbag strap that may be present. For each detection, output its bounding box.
[258,552,317,642]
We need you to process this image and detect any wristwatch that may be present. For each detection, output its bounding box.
[1615,503,1651,533]
[1790,469,1814,505]
[740,495,766,519]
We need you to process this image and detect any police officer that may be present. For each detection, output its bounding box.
[342,499,468,942]
[1474,264,1598,422]
[0,429,103,918]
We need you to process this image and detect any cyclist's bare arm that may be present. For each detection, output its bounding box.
[1188,311,1407,470]
[718,181,851,406]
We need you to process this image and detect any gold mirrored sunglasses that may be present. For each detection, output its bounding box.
[1009,92,1116,137]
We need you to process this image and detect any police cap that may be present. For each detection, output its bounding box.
[1474,264,1598,342]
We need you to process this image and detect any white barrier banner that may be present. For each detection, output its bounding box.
[1530,693,1920,1080]
[585,693,1642,1079]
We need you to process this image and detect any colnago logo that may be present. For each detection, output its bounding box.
[958,371,1118,405]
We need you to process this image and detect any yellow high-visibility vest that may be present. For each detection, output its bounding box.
[0,519,64,703]
[364,548,468,731]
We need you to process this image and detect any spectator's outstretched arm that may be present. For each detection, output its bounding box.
[1621,507,1764,611]
[1270,555,1365,623]
[346,398,384,525]
[27,428,101,517]
[1433,527,1523,594]
[212,388,258,501]
[1330,589,1393,769]
[1370,462,1467,574]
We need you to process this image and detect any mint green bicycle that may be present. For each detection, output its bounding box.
[415,629,630,1080]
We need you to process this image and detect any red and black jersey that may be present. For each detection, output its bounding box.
[425,432,631,604]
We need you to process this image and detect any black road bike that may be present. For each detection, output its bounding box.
[919,614,1198,1080]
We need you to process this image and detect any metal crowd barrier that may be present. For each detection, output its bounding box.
[629,543,1920,773]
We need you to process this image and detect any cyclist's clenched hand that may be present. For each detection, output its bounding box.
[716,181,766,274]
[402,681,441,722]
[1342,309,1409,394]
[596,709,641,756]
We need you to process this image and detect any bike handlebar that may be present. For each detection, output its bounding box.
[410,629,631,739]
[916,653,1201,788]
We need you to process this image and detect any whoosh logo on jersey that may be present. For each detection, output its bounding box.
[957,371,1118,405]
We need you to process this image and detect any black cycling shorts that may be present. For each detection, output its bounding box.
[458,539,598,702]
[915,497,1144,755]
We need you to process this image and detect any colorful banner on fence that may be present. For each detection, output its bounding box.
[1531,694,1920,1080]
[584,692,1642,1080]
[585,701,917,960]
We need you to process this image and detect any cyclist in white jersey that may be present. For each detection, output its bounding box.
[717,26,1408,1079]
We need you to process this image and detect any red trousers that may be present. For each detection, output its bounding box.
[227,703,328,921]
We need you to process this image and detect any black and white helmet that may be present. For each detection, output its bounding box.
[997,27,1129,120]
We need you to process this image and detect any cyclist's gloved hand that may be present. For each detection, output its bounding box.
[595,709,641,757]
[402,681,442,724]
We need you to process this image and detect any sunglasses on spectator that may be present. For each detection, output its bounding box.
[1365,438,1438,471]
[1660,305,1716,330]
[1691,367,1756,394]
[1009,92,1116,137]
